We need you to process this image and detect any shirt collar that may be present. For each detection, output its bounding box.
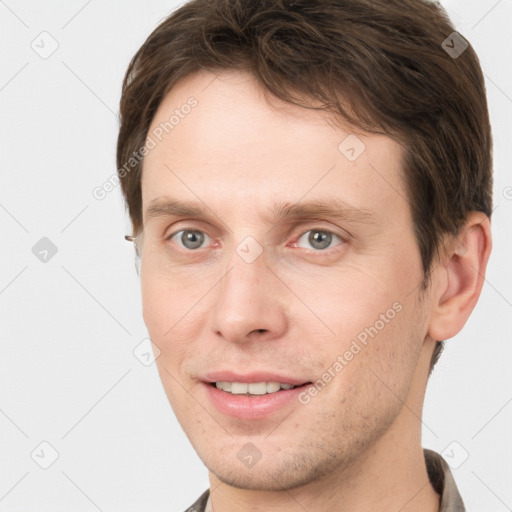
[424,449,466,511]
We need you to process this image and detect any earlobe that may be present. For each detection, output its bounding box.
[428,212,492,341]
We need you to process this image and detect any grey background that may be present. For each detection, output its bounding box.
[1,1,510,510]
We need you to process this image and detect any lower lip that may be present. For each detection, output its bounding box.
[202,382,310,420]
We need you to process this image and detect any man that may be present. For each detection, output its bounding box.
[117,0,492,510]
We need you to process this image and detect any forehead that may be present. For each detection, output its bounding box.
[141,70,408,228]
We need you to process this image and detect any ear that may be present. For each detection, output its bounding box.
[428,212,492,341]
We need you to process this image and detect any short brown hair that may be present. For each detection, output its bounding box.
[116,0,493,370]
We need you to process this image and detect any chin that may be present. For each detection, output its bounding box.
[200,444,349,492]
[208,466,316,492]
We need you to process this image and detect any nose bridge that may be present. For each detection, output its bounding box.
[211,238,286,342]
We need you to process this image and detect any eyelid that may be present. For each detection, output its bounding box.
[293,222,352,242]
[164,220,215,240]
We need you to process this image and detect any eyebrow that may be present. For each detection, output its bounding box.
[145,197,375,226]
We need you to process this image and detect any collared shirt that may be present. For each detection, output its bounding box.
[184,449,465,512]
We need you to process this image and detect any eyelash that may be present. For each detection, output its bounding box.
[165,227,348,253]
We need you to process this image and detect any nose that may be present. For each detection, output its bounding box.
[211,247,288,345]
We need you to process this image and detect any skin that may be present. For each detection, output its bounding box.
[138,70,491,511]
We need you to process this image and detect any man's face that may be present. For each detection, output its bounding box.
[139,70,433,490]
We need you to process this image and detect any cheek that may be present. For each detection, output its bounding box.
[140,271,171,338]
[141,270,206,417]
[140,266,204,365]
[140,245,201,326]
[340,293,427,411]
[288,267,393,341]
[291,263,425,388]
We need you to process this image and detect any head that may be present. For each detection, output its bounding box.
[117,0,492,492]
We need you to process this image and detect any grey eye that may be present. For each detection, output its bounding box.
[297,230,342,250]
[174,230,209,250]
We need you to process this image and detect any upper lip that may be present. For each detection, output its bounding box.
[202,370,311,386]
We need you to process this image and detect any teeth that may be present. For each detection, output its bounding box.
[266,382,280,393]
[248,382,267,395]
[215,381,297,395]
[231,382,248,394]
